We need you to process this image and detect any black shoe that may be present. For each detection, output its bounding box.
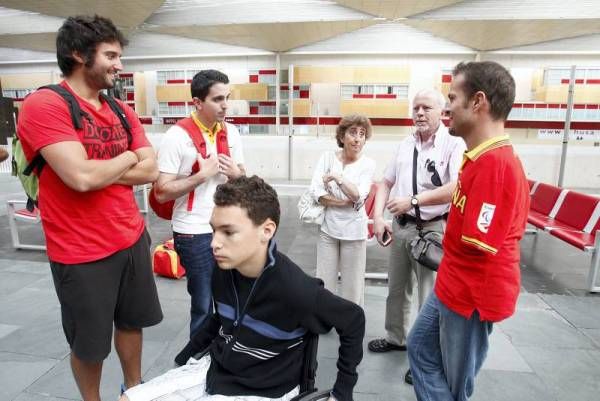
[404,369,413,385]
[174,341,195,366]
[368,338,407,353]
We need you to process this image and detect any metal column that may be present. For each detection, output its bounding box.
[275,53,280,135]
[288,64,294,180]
[558,65,576,188]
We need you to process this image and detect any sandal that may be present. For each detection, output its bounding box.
[367,338,407,352]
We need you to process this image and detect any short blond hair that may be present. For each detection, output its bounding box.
[335,114,373,148]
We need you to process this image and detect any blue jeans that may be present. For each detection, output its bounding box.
[407,292,493,401]
[174,232,215,337]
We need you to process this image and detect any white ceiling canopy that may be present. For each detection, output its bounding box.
[0,46,55,62]
[125,32,272,58]
[290,22,474,54]
[0,0,600,62]
[412,0,600,20]
[147,0,371,26]
[0,6,63,35]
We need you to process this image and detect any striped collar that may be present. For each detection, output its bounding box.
[465,135,510,161]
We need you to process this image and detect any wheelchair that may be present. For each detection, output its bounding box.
[195,333,332,401]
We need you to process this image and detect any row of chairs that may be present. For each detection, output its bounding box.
[7,180,600,292]
[527,180,600,292]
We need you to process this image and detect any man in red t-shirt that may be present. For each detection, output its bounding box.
[17,15,162,401]
[407,61,529,401]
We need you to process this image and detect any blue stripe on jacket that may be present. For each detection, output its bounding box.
[217,302,307,340]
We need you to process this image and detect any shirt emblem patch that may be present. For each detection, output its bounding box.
[477,203,495,233]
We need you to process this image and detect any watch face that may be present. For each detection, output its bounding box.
[411,197,418,206]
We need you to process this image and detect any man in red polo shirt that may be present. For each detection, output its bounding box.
[407,61,529,401]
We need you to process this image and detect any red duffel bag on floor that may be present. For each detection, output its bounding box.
[152,239,185,279]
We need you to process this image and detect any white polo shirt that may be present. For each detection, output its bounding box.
[158,121,244,234]
[383,124,465,220]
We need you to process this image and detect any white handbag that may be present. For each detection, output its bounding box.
[297,189,325,225]
[298,152,334,225]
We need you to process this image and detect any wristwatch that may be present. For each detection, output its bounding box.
[410,196,419,208]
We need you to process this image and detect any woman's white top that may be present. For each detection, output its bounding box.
[310,150,376,240]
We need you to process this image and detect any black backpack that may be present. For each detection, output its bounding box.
[12,84,133,211]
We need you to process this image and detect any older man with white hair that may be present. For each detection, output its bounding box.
[368,89,466,384]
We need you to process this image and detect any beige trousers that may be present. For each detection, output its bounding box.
[384,218,445,346]
[316,231,367,307]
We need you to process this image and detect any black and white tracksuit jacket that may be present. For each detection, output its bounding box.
[190,241,365,401]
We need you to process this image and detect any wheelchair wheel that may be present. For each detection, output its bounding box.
[294,389,332,401]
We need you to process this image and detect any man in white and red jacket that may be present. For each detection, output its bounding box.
[122,176,365,401]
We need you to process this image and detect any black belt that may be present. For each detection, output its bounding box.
[395,213,448,226]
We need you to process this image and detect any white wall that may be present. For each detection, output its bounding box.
[145,133,600,190]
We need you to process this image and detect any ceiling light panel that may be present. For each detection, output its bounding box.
[147,0,372,26]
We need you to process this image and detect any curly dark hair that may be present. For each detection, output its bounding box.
[56,15,128,77]
[452,61,515,121]
[191,70,230,101]
[335,114,373,148]
[214,175,280,228]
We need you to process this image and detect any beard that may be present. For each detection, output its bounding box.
[85,66,115,90]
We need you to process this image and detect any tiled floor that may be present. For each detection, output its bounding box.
[1,173,599,401]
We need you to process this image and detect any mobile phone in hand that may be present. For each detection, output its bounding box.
[381,230,392,247]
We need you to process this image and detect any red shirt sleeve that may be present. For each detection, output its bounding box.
[119,100,150,151]
[460,156,514,255]
[18,90,80,159]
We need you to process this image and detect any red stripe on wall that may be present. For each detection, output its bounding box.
[504,120,600,129]
[166,79,186,84]
[441,74,452,83]
[167,102,186,106]
[353,94,374,99]
[249,75,258,83]
[258,70,276,75]
[375,94,397,99]
[118,73,133,78]
[139,117,152,125]
[586,104,599,109]
[258,101,276,106]
[574,104,586,109]
[586,79,600,84]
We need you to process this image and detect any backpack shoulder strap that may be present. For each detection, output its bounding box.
[100,93,132,145]
[215,122,230,156]
[177,117,207,158]
[38,84,83,129]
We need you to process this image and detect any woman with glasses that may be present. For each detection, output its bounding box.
[309,114,376,306]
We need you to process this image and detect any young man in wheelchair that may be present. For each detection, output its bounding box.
[121,175,365,401]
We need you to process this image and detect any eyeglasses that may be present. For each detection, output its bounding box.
[346,127,366,138]
[425,159,442,187]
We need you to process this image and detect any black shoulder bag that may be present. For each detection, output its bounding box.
[409,147,444,271]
